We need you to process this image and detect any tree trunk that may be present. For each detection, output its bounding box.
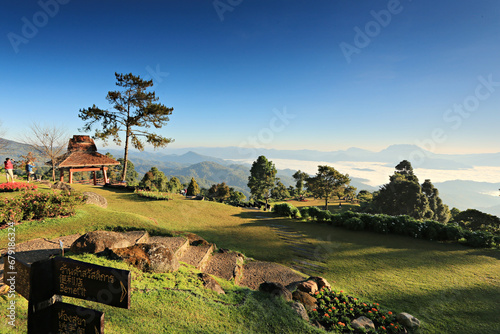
[325,197,328,211]
[51,161,56,182]
[122,128,130,182]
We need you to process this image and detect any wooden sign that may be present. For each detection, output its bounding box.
[52,257,131,309]
[28,302,104,334]
[4,255,131,333]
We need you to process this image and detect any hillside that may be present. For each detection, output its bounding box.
[1,184,499,333]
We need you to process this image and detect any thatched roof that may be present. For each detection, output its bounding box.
[52,135,120,168]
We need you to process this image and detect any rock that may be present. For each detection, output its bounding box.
[397,312,421,329]
[259,282,292,301]
[185,233,209,246]
[309,276,331,291]
[296,280,318,294]
[292,290,317,312]
[351,316,375,330]
[290,302,309,321]
[198,273,225,294]
[51,181,74,192]
[82,191,108,208]
[70,231,133,254]
[110,243,180,273]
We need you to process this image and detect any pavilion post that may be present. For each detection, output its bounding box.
[93,171,97,185]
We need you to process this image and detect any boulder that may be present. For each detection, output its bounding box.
[110,243,180,273]
[296,280,318,294]
[351,316,375,330]
[397,312,421,329]
[292,290,317,312]
[51,181,74,192]
[82,191,108,208]
[309,276,331,291]
[198,273,225,295]
[70,231,133,254]
[259,282,292,301]
[290,302,309,322]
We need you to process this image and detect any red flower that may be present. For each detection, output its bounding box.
[388,311,393,315]
[312,309,317,312]
[381,326,386,330]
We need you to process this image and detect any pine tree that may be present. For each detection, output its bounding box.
[79,73,174,182]
[186,177,200,196]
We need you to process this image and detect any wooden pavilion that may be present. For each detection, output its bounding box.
[52,135,120,185]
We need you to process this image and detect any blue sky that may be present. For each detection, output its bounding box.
[1,0,499,154]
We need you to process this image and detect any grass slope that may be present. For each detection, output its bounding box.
[1,183,499,333]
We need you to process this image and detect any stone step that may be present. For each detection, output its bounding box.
[148,236,190,258]
[179,243,214,270]
[238,261,305,290]
[122,230,150,244]
[204,251,245,284]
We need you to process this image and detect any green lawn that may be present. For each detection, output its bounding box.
[1,183,499,333]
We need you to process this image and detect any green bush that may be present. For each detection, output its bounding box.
[345,217,365,231]
[272,203,301,219]
[444,224,463,241]
[0,190,86,223]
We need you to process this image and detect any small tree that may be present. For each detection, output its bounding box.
[422,179,451,223]
[229,188,246,203]
[79,72,174,182]
[167,176,182,193]
[21,123,68,181]
[271,180,290,200]
[247,156,277,210]
[208,182,231,202]
[186,177,200,196]
[293,170,308,197]
[139,167,168,191]
[306,165,350,210]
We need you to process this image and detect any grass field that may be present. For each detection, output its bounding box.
[1,183,499,333]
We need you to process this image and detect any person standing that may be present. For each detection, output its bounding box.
[4,158,14,183]
[25,160,34,182]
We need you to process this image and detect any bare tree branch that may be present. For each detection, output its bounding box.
[21,123,69,181]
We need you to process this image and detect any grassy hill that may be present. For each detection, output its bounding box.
[1,184,499,333]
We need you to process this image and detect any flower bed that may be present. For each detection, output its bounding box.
[0,190,86,224]
[310,289,405,333]
[0,182,37,192]
[134,189,172,201]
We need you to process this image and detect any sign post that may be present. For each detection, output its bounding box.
[4,255,131,333]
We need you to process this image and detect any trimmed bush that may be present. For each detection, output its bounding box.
[272,203,301,219]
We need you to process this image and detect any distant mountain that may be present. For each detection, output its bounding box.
[434,180,500,216]
[161,144,498,170]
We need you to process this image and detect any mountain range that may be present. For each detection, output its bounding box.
[2,138,498,216]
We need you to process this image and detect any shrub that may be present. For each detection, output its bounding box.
[344,217,365,231]
[272,203,301,219]
[299,206,311,219]
[444,223,463,241]
[134,189,172,201]
[462,231,495,248]
[0,190,86,223]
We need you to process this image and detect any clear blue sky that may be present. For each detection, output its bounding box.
[1,0,499,154]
